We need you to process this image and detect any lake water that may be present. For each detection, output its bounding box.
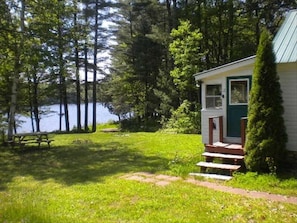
[16,103,118,133]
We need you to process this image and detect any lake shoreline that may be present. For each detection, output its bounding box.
[17,103,118,133]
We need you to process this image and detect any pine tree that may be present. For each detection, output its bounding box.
[244,29,287,173]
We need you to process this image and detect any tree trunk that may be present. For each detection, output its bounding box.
[92,0,99,132]
[8,72,19,138]
[32,74,40,132]
[8,0,25,139]
[227,0,234,61]
[203,1,210,69]
[84,45,89,131]
[74,0,81,131]
[63,77,70,132]
[58,3,69,132]
[84,2,89,132]
[28,78,35,132]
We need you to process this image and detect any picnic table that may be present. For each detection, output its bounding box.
[8,132,54,149]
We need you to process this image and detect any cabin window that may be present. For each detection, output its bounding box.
[206,84,222,109]
[229,79,249,105]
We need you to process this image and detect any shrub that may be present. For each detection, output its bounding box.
[164,100,201,134]
[245,29,287,173]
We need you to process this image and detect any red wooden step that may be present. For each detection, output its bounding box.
[205,142,244,155]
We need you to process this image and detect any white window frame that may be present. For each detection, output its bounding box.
[205,84,222,109]
[228,78,249,105]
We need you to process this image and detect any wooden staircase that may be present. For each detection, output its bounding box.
[190,116,247,180]
[196,142,244,178]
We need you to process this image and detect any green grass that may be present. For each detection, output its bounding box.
[227,172,297,196]
[0,125,297,222]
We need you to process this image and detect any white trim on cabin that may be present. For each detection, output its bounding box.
[194,56,255,81]
[228,78,250,106]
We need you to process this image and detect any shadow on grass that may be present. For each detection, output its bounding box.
[0,141,170,190]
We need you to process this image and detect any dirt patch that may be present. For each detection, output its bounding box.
[121,172,297,205]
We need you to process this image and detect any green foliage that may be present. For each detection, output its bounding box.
[245,29,287,173]
[1,0,295,135]
[169,20,204,102]
[0,114,6,143]
[164,100,201,134]
[119,117,161,132]
[106,0,175,122]
[153,69,180,120]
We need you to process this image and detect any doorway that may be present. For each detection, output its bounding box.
[227,76,251,137]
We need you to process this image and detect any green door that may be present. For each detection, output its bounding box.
[227,76,251,137]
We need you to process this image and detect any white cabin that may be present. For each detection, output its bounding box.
[194,10,297,152]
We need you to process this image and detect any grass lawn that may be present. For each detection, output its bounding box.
[0,124,296,222]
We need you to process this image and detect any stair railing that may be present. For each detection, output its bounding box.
[241,117,248,147]
[208,116,223,145]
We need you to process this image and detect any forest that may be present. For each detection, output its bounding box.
[0,0,296,137]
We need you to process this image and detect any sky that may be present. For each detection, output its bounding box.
[79,20,116,82]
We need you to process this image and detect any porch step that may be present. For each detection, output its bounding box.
[206,142,244,155]
[194,141,245,177]
[202,152,244,161]
[197,161,241,171]
[189,173,232,181]
[197,161,241,176]
[213,142,229,147]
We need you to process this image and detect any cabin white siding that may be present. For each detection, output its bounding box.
[197,60,297,152]
[278,63,297,151]
[201,109,223,144]
[199,68,253,144]
[200,76,225,144]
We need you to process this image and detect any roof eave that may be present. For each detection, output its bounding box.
[194,55,256,81]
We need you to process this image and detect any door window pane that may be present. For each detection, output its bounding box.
[230,80,249,105]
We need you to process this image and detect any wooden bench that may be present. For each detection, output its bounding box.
[8,132,54,149]
[36,139,54,144]
[35,139,54,148]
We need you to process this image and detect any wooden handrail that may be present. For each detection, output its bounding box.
[208,116,223,145]
[219,116,223,142]
[209,116,247,147]
[209,118,213,145]
[241,117,248,147]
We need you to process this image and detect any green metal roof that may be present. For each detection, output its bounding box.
[273,10,297,63]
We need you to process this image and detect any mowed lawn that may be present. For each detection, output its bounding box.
[0,125,297,222]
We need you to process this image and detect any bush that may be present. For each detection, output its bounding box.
[120,117,161,132]
[164,100,201,134]
[245,29,287,173]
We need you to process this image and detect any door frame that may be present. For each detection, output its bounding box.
[226,76,251,137]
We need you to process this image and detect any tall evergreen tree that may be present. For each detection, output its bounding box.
[107,0,170,124]
[245,29,287,173]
